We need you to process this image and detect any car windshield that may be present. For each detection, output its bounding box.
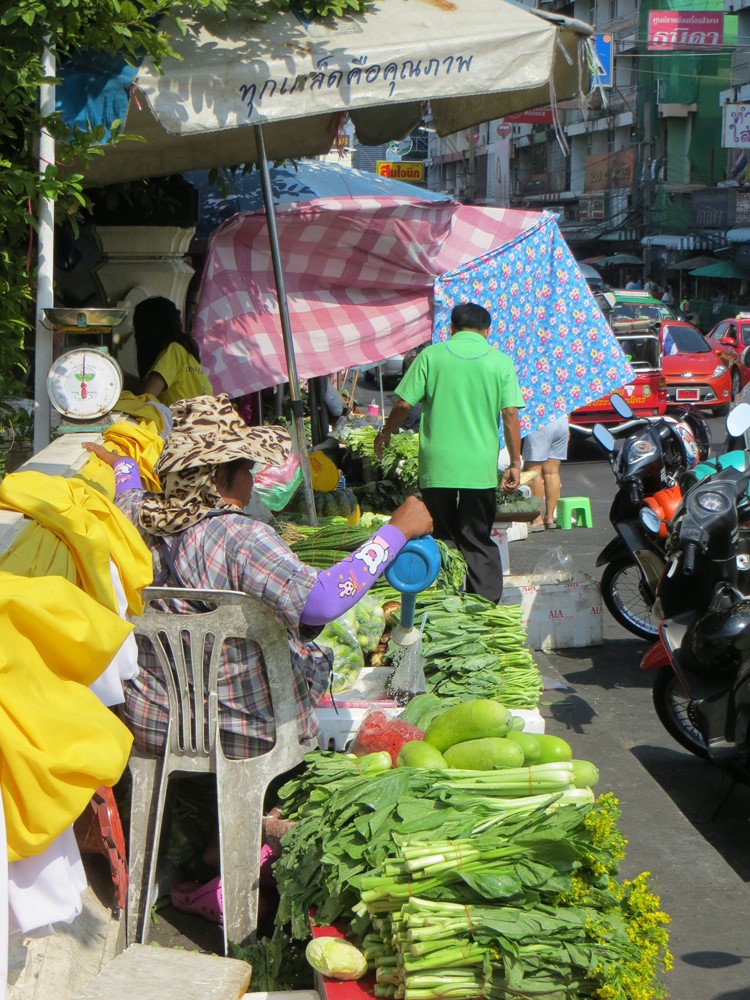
[618,334,660,370]
[613,303,671,323]
[742,326,750,348]
[664,325,711,354]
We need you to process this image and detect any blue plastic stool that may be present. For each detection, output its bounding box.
[556,496,593,530]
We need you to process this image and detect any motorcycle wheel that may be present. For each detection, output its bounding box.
[600,552,659,641]
[652,667,709,759]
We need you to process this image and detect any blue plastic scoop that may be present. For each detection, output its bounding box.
[385,535,442,646]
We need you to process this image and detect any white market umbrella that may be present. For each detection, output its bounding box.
[60,0,595,521]
[81,0,594,187]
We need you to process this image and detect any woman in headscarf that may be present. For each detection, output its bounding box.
[85,394,432,760]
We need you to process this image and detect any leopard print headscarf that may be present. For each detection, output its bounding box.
[139,393,290,536]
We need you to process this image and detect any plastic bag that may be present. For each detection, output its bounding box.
[533,545,576,584]
[318,597,387,693]
[253,452,303,511]
[319,611,365,694]
[348,709,424,765]
[352,594,386,655]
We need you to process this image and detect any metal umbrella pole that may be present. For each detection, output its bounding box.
[254,123,317,526]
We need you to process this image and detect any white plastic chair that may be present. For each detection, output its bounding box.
[126,586,312,953]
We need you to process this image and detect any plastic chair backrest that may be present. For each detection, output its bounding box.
[134,586,300,764]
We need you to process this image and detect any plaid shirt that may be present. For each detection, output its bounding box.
[117,491,331,759]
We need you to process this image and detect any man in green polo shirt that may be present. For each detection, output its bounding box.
[374,302,523,603]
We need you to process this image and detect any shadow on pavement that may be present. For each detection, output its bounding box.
[631,743,750,883]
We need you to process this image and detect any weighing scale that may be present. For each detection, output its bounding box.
[43,308,127,433]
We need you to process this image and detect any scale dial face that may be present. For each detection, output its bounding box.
[47,348,123,420]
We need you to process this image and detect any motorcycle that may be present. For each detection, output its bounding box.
[589,394,711,640]
[640,403,750,776]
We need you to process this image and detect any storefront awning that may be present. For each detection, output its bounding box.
[641,232,728,250]
[726,228,750,244]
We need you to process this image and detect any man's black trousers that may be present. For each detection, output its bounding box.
[420,486,502,604]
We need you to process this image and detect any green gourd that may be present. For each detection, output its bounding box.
[535,734,574,763]
[443,737,524,770]
[505,729,542,765]
[396,740,447,769]
[424,699,512,752]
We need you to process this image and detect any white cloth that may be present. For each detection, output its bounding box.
[88,561,139,707]
[0,791,7,1000]
[7,829,86,937]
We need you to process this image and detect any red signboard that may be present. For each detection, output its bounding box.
[502,107,554,125]
[647,10,724,51]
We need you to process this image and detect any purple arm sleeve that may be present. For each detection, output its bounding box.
[300,523,407,626]
[113,457,143,495]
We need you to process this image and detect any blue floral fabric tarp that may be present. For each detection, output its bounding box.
[433,212,634,436]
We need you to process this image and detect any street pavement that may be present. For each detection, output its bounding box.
[510,421,750,1000]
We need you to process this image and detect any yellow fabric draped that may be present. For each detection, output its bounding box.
[114,390,166,434]
[0,471,152,615]
[0,572,134,861]
[77,416,164,496]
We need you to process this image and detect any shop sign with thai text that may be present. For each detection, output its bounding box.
[375,161,425,182]
[584,149,635,191]
[722,104,750,149]
[690,188,734,229]
[647,11,724,51]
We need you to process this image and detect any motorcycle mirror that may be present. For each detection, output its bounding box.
[593,423,616,453]
[726,402,750,438]
[610,393,634,419]
[639,507,662,535]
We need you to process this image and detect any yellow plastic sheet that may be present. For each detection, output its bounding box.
[0,471,152,615]
[0,572,134,860]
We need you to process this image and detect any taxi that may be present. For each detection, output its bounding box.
[571,291,669,426]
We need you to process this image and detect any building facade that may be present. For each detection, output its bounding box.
[424,0,750,275]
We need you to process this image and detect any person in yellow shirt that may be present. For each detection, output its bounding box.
[133,296,214,406]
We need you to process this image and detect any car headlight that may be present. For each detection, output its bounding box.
[712,364,727,378]
[626,439,657,463]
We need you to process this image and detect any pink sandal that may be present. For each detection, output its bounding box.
[170,875,223,924]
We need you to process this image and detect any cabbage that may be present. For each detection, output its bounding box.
[305,937,368,980]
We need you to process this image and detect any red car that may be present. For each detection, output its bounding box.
[660,320,734,415]
[705,314,750,394]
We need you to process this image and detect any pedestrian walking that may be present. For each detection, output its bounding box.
[522,414,569,531]
[374,302,524,603]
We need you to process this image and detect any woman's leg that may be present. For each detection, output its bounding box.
[524,461,544,527]
[542,459,561,526]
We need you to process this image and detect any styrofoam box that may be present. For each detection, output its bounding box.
[510,708,545,734]
[490,524,510,574]
[505,520,528,543]
[315,703,400,751]
[316,702,545,751]
[503,572,603,651]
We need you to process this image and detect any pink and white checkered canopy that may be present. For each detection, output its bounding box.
[193,196,545,396]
